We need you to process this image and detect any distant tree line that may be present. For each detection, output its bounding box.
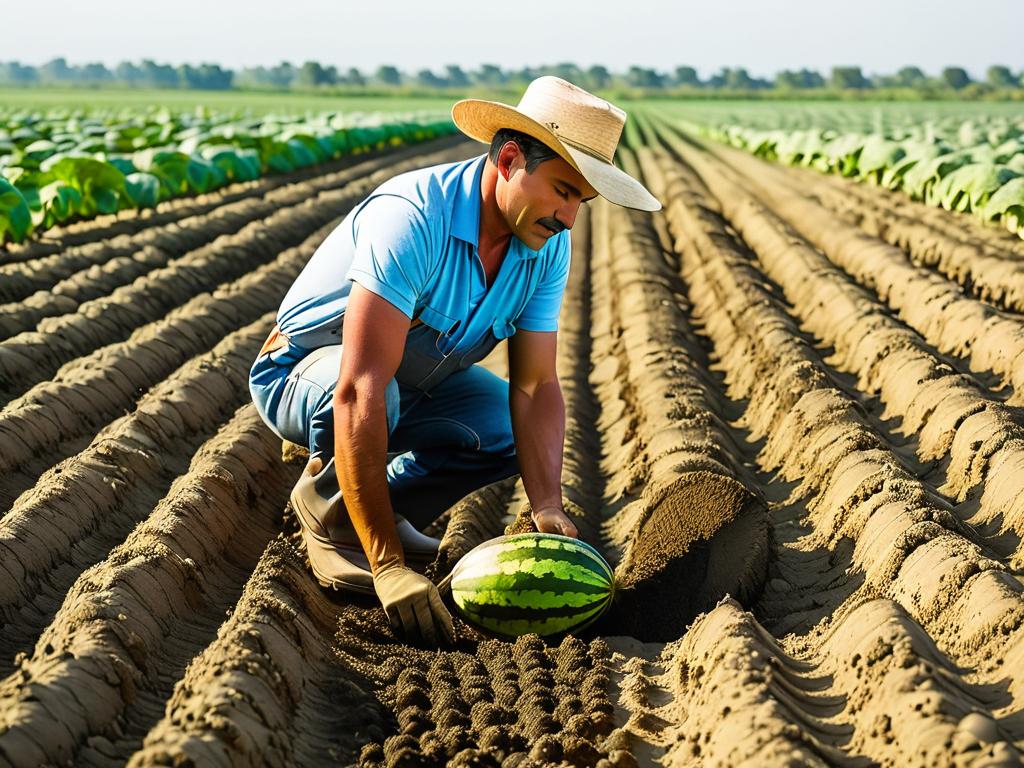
[0,58,234,90]
[2,58,1022,96]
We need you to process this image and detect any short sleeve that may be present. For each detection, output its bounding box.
[515,234,571,332]
[344,194,433,319]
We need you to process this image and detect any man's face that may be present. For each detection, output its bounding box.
[495,142,599,251]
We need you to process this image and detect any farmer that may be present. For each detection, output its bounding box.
[249,76,660,645]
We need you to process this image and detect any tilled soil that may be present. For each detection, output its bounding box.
[0,129,1022,767]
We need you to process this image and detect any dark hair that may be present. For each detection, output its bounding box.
[487,128,560,173]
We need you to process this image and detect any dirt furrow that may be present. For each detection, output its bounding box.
[655,599,861,767]
[658,127,1024,572]
[697,135,1024,405]
[551,204,606,548]
[0,196,259,310]
[0,137,469,329]
[0,315,273,674]
[638,141,1024,763]
[645,140,1024,716]
[657,597,1017,767]
[0,142,476,407]
[770,162,1024,314]
[0,203,323,405]
[585,193,768,643]
[0,218,336,511]
[810,599,1021,766]
[631,144,850,627]
[0,247,172,339]
[0,405,295,767]
[640,144,971,621]
[125,537,388,768]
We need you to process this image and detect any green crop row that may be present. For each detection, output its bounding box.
[0,107,458,243]
[655,104,1024,239]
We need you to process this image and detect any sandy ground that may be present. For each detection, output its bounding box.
[0,128,1021,767]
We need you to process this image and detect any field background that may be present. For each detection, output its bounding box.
[1,78,1024,767]
[0,87,455,114]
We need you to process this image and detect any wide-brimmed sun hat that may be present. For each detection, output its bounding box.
[452,76,661,212]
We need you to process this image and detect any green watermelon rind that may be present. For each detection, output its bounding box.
[450,533,615,638]
[455,599,611,640]
[460,533,613,582]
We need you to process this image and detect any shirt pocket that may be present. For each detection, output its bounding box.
[418,304,460,338]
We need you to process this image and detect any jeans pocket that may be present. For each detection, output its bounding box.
[288,345,343,394]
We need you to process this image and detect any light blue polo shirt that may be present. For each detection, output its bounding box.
[276,154,571,357]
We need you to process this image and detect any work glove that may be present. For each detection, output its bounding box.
[374,563,455,646]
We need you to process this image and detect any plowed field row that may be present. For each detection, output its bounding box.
[648,122,1024,573]
[634,140,1023,765]
[769,159,1024,314]
[0,139,472,405]
[0,126,1022,767]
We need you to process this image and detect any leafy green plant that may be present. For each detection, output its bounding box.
[124,172,162,209]
[38,180,83,226]
[42,155,125,216]
[934,163,1020,211]
[0,105,457,242]
[983,177,1024,232]
[0,177,32,243]
[672,104,1024,238]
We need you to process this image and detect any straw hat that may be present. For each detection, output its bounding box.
[452,76,661,212]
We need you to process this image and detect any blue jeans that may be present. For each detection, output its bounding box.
[249,342,519,530]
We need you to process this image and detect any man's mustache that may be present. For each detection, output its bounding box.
[537,216,567,234]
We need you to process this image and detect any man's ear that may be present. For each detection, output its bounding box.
[497,141,521,182]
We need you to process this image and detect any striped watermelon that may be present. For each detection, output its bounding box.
[449,533,615,638]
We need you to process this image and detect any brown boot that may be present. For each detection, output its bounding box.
[289,455,441,594]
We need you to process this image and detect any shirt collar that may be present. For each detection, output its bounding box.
[451,155,484,248]
[451,154,541,261]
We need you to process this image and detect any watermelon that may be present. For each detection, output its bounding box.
[449,533,615,638]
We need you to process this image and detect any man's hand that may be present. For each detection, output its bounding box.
[374,563,455,646]
[532,505,578,538]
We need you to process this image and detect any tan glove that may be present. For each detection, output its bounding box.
[373,563,455,646]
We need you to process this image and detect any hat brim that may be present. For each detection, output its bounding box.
[452,98,662,212]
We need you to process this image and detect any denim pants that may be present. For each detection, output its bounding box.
[248,330,520,530]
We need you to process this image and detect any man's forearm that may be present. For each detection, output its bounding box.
[333,387,403,572]
[509,378,565,512]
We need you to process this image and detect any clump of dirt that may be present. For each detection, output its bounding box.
[281,438,310,465]
[504,507,537,536]
[502,498,588,537]
[609,470,768,641]
[333,607,618,767]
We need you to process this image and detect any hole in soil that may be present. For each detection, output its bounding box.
[602,470,769,642]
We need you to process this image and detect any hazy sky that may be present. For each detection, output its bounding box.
[10,0,1023,79]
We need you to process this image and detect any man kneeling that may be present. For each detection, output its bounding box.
[248,76,660,646]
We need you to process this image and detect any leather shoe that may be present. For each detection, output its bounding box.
[289,454,441,593]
